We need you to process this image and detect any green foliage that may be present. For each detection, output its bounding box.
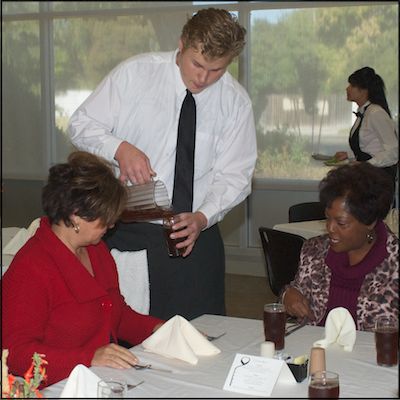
[256,127,326,179]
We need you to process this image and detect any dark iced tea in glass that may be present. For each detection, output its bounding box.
[308,383,339,399]
[163,216,186,257]
[375,326,399,367]
[263,303,286,351]
[308,371,339,399]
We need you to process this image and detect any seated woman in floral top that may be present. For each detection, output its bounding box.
[281,162,398,331]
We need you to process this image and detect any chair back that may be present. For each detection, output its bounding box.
[288,201,325,223]
[258,227,305,297]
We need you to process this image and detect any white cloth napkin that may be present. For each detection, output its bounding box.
[384,208,399,237]
[313,307,356,352]
[2,218,40,255]
[60,364,102,398]
[111,248,150,314]
[141,315,221,364]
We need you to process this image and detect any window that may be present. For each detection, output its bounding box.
[2,2,398,251]
[251,4,398,181]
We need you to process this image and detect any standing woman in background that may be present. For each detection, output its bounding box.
[335,66,398,191]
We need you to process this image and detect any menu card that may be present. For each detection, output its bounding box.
[223,353,296,397]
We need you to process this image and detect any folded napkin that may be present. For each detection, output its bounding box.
[141,315,221,364]
[111,248,149,314]
[60,364,102,398]
[313,307,356,352]
[3,218,40,255]
[384,208,399,237]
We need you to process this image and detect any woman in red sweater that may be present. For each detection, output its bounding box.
[2,151,164,386]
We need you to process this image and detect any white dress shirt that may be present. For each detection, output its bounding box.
[68,50,257,228]
[350,101,398,167]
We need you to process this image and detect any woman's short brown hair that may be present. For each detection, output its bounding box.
[180,8,246,60]
[42,151,127,227]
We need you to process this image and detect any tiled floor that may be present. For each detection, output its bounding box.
[225,273,276,320]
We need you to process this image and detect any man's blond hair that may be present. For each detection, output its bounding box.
[181,8,246,60]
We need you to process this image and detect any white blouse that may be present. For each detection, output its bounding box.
[350,101,398,167]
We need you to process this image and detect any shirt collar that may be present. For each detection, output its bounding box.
[357,100,371,114]
[173,48,188,98]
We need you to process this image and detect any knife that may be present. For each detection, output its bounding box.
[133,364,173,373]
[285,319,308,336]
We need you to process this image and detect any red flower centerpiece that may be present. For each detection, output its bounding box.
[2,349,47,398]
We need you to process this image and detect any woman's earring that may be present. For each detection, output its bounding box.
[72,222,80,234]
[366,230,375,243]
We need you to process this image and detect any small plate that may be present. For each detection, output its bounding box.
[311,153,333,161]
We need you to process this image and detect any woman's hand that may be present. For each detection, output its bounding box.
[283,287,315,321]
[91,343,139,369]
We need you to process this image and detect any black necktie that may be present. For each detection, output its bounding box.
[353,111,362,118]
[172,90,196,213]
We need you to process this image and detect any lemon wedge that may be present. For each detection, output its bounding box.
[293,354,308,365]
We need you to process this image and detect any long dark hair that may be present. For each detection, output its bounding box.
[348,66,391,117]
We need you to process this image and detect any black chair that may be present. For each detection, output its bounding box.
[288,201,325,223]
[258,227,305,297]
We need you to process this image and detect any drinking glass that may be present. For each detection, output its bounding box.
[263,303,286,354]
[163,215,186,257]
[308,370,339,399]
[374,316,399,367]
[120,180,171,222]
[97,379,127,398]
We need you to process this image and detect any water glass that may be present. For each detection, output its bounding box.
[97,379,127,398]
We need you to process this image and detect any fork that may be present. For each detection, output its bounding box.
[127,380,144,390]
[206,332,226,341]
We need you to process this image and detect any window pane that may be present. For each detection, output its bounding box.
[2,2,39,14]
[251,4,398,181]
[2,20,45,178]
[54,12,187,162]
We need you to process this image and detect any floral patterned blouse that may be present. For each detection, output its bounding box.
[280,223,399,331]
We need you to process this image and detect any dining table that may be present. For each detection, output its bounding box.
[42,314,398,398]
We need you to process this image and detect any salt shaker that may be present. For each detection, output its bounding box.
[309,346,326,375]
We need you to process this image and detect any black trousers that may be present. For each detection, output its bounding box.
[105,222,226,321]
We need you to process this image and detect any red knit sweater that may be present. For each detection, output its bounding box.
[2,217,163,386]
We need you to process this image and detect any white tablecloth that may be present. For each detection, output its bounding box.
[42,314,398,398]
[273,219,327,239]
[274,210,399,240]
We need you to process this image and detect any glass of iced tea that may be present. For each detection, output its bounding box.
[374,316,399,367]
[308,371,339,399]
[163,215,186,257]
[263,303,286,352]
